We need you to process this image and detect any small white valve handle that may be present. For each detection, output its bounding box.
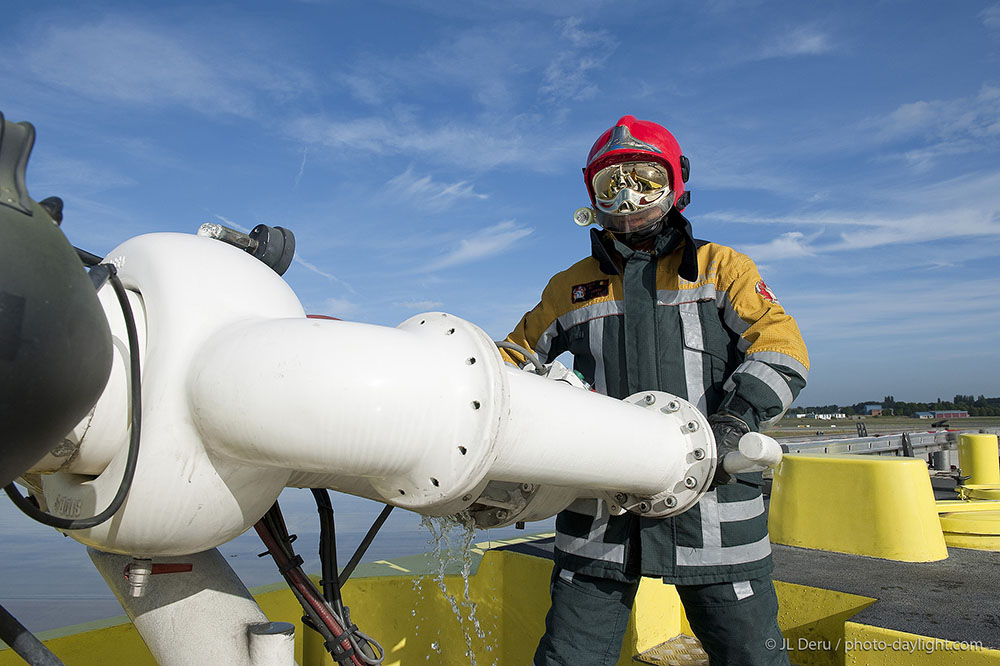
[722,432,784,475]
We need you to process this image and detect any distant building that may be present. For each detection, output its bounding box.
[913,412,934,419]
[864,404,883,416]
[933,410,969,419]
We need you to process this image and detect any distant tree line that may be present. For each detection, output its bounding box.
[788,395,1000,417]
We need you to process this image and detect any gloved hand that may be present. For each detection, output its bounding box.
[709,413,751,486]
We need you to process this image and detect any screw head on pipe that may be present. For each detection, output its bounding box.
[693,448,705,460]
[643,394,656,405]
[664,496,678,508]
[638,501,652,513]
[685,421,700,433]
[614,492,628,503]
[684,476,698,489]
[665,400,680,412]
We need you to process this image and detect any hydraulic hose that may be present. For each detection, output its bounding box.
[255,503,383,665]
[494,340,545,373]
[0,602,65,666]
[311,488,346,618]
[4,268,141,530]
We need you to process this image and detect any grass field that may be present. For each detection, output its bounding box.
[768,415,1000,439]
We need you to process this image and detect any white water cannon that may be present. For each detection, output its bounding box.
[24,229,781,558]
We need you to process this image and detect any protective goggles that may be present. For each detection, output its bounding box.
[591,161,671,214]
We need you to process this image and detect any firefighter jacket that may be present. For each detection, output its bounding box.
[502,211,809,585]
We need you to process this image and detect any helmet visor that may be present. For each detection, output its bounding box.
[591,161,673,234]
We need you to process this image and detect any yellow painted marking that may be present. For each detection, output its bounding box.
[372,560,410,573]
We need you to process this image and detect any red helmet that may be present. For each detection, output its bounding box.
[583,115,690,234]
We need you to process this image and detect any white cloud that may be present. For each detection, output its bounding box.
[28,154,135,194]
[288,114,579,172]
[982,3,1000,31]
[703,194,1000,258]
[421,220,533,271]
[387,167,489,211]
[18,15,310,116]
[539,18,617,103]
[397,300,445,310]
[868,85,1000,148]
[759,25,834,59]
[333,23,546,111]
[321,297,361,317]
[740,231,820,262]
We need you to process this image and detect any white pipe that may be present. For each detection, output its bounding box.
[190,312,505,510]
[492,368,705,495]
[192,310,714,508]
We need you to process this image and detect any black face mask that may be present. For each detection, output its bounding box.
[611,214,667,246]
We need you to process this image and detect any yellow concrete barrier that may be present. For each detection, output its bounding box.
[843,622,1000,665]
[958,434,1000,486]
[769,454,948,562]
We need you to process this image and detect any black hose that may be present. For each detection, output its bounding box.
[74,246,103,267]
[311,488,346,618]
[0,602,65,665]
[256,503,384,665]
[338,504,393,585]
[3,268,142,530]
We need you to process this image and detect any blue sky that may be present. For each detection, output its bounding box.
[3,0,1000,406]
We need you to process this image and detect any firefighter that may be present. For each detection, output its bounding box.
[502,115,808,665]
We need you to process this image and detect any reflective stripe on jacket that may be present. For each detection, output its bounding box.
[502,221,808,584]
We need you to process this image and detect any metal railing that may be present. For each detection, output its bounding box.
[778,428,1000,460]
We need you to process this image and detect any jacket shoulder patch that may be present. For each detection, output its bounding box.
[755,279,780,305]
[571,279,609,303]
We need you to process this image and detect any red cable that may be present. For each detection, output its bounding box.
[254,519,364,666]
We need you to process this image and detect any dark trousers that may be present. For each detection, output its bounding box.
[532,567,790,666]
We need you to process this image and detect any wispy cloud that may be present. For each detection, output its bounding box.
[17,15,310,117]
[740,230,820,262]
[387,167,488,211]
[288,114,578,172]
[320,297,361,318]
[396,300,445,310]
[333,22,546,111]
[758,25,834,59]
[293,148,308,189]
[876,85,1000,139]
[539,18,617,103]
[28,154,135,194]
[420,220,533,272]
[982,3,1000,31]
